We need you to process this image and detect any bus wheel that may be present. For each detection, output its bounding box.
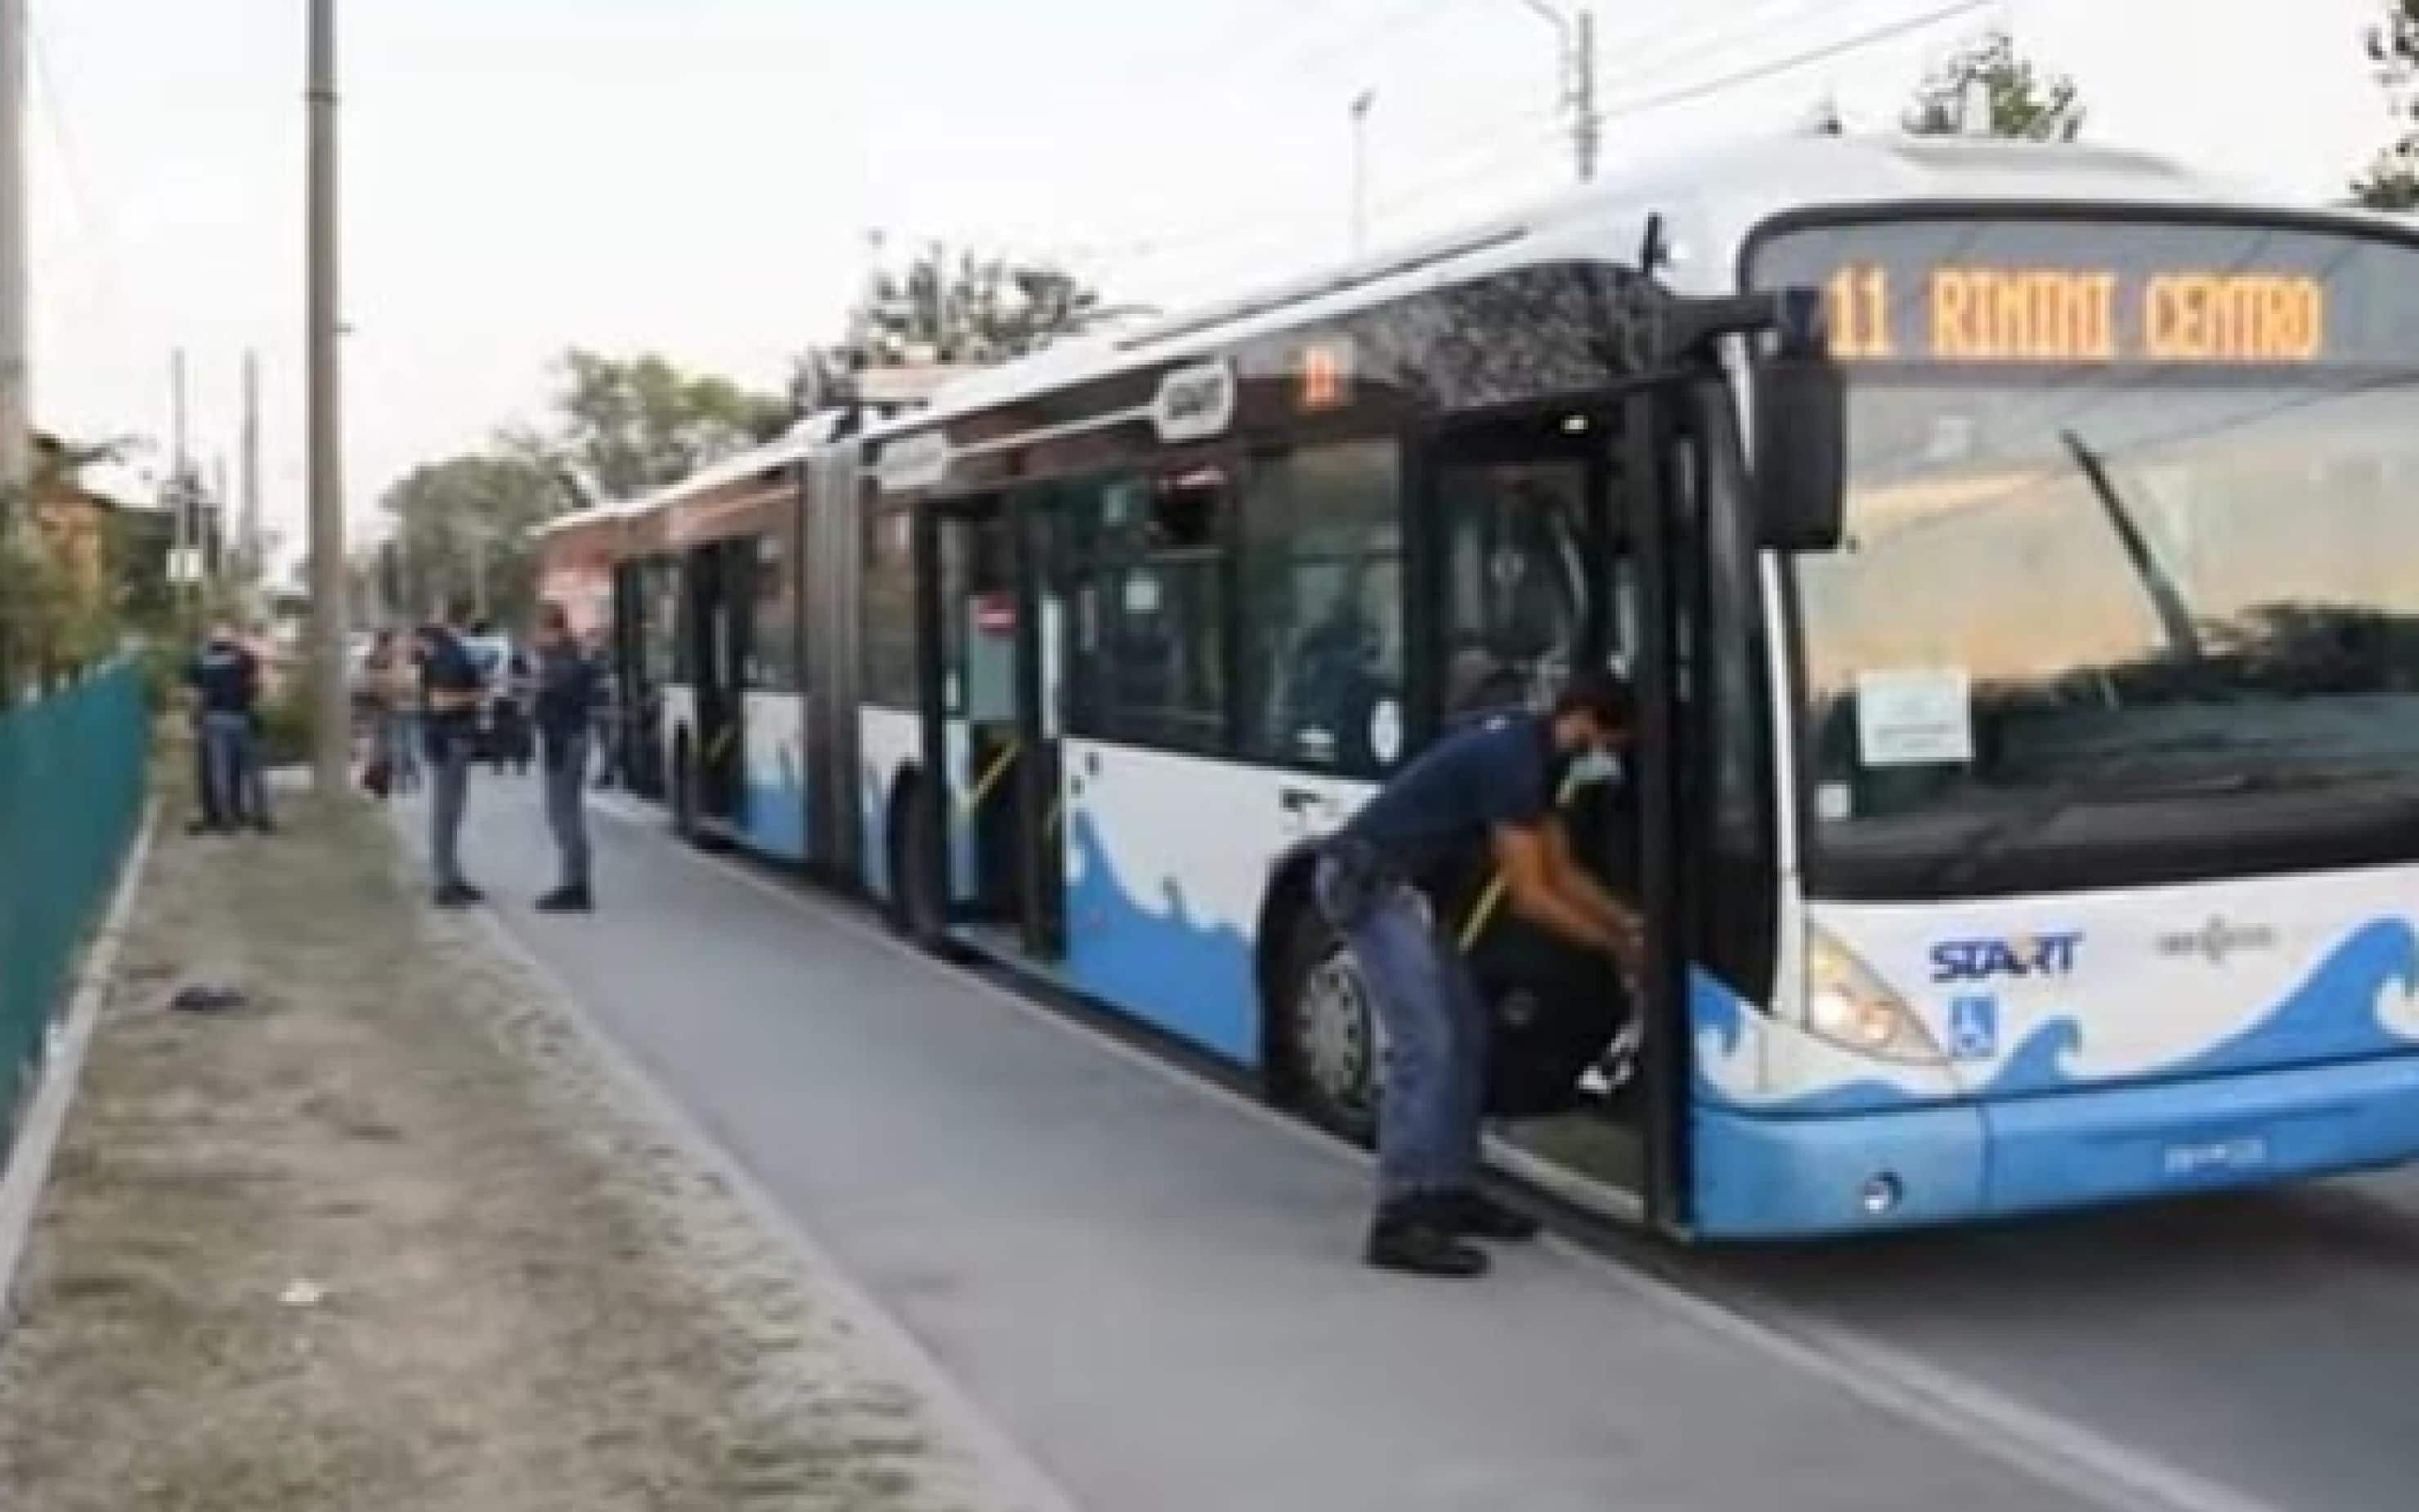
[1274,909,1380,1146]
[670,737,699,844]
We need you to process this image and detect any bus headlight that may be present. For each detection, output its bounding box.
[1804,926,1942,1064]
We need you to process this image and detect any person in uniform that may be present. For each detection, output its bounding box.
[1318,671,1643,1278]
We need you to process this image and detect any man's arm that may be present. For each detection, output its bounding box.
[1493,821,1623,955]
[1543,819,1642,944]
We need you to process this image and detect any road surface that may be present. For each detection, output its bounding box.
[396,776,2419,1512]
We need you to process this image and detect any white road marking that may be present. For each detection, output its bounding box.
[576,793,2287,1512]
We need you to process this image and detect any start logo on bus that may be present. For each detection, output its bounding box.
[1823,262,2327,366]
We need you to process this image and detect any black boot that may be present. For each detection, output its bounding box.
[1365,1197,1489,1279]
[535,884,594,914]
[1434,1188,1542,1242]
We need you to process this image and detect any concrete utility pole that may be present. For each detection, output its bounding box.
[241,350,261,587]
[306,0,348,797]
[171,347,190,613]
[0,0,28,699]
[1507,0,1598,182]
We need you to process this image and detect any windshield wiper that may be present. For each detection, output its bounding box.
[2060,428,2204,664]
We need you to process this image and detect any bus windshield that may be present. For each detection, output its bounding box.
[1753,214,2419,899]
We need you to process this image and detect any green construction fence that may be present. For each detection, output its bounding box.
[0,664,149,1158]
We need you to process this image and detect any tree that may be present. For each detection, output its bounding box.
[379,451,571,628]
[1902,29,2086,141]
[2353,2,2419,208]
[538,350,791,503]
[842,243,1105,369]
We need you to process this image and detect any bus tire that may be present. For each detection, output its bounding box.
[1272,904,1380,1147]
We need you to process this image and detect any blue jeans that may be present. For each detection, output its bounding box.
[430,727,472,889]
[1317,859,1487,1204]
[201,712,260,829]
[385,711,421,790]
[543,732,590,890]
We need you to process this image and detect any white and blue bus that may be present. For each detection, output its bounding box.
[625,134,2419,1239]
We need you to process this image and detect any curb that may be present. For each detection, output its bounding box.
[0,799,160,1329]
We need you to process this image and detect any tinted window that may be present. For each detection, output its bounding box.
[861,498,918,707]
[1438,458,1593,719]
[1239,441,1404,775]
[1058,466,1233,754]
[749,532,798,691]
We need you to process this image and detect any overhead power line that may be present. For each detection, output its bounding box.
[1595,0,1996,123]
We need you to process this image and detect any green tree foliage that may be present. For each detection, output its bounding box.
[1902,29,2086,141]
[543,350,791,503]
[0,438,141,696]
[843,244,1104,368]
[2354,2,2419,208]
[371,350,790,629]
[379,451,570,629]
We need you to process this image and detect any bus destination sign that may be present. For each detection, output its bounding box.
[1822,263,2326,365]
[1752,216,2419,374]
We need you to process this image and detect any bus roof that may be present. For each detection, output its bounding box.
[865,132,2345,444]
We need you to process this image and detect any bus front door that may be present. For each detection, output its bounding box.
[1414,398,1682,1225]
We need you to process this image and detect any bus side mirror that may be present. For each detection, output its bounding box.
[1752,356,1846,552]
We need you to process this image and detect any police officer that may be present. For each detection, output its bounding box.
[418,602,486,906]
[1317,670,1642,1278]
[185,621,265,835]
[531,602,598,913]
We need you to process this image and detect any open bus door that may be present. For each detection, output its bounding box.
[1388,386,1713,1233]
[907,494,1067,961]
[680,539,751,836]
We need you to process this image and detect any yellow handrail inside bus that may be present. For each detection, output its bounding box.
[961,737,1022,817]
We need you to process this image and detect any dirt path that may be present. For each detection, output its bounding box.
[0,786,1029,1511]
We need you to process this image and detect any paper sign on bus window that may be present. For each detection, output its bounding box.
[1855,669,1974,767]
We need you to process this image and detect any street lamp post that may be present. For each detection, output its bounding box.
[1504,0,1598,182]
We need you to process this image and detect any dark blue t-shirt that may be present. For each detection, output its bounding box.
[1337,711,1551,875]
[186,640,258,716]
[534,642,598,742]
[419,627,483,733]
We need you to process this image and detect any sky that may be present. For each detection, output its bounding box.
[25,0,2400,575]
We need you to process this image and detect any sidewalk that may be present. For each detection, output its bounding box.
[0,786,1035,1512]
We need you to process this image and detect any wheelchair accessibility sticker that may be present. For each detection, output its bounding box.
[1947,995,1999,1062]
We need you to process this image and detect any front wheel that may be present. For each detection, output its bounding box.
[1272,906,1381,1146]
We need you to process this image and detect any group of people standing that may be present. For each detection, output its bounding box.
[184,622,275,836]
[359,600,606,913]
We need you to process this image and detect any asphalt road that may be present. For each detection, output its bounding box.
[396,776,2418,1512]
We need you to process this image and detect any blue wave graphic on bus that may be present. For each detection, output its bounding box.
[2128,917,2419,1082]
[1694,918,2419,1116]
[1063,811,1258,1062]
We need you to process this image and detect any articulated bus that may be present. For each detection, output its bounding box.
[616,135,2419,1239]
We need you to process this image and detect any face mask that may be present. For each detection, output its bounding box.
[1564,746,1624,787]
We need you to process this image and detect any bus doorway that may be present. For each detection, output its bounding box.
[912,499,1063,959]
[680,539,752,837]
[1414,397,1688,1226]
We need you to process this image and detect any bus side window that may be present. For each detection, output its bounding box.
[1437,459,1590,721]
[1057,465,1235,755]
[1239,441,1404,776]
